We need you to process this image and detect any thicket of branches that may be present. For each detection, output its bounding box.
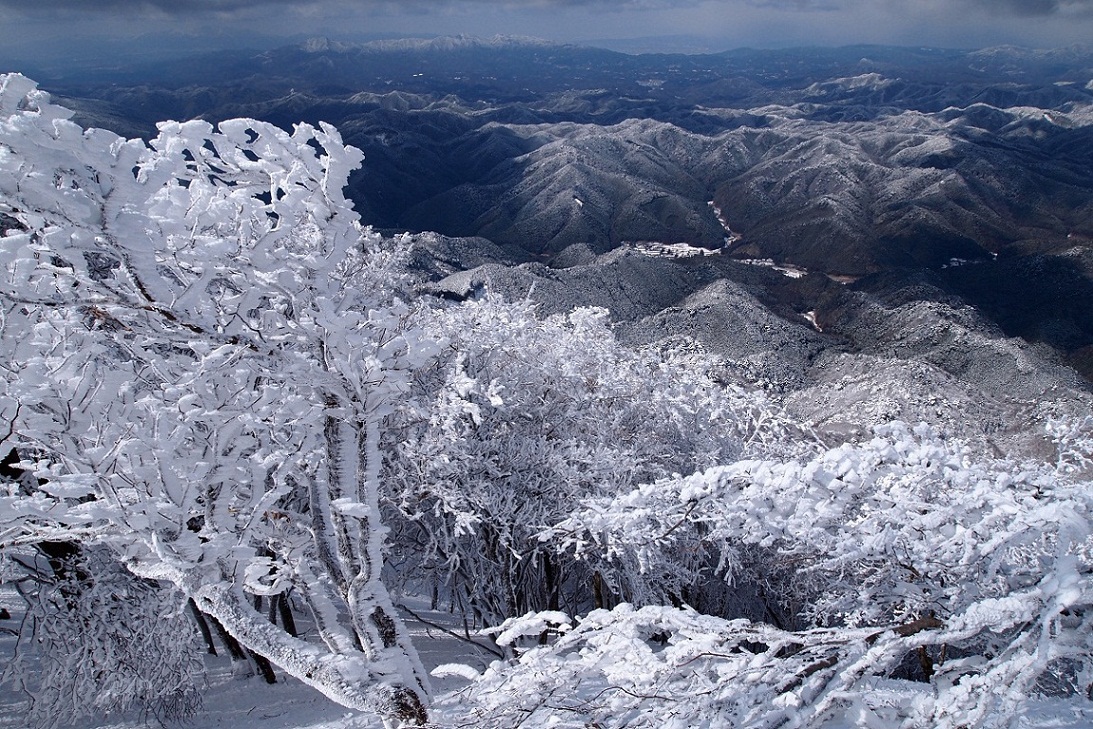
[458,422,1092,728]
[383,298,798,629]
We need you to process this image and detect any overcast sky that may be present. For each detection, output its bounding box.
[3,0,1093,64]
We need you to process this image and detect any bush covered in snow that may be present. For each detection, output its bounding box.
[448,423,1093,728]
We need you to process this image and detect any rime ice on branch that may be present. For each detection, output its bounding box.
[0,73,429,726]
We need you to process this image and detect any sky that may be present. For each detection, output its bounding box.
[2,0,1093,66]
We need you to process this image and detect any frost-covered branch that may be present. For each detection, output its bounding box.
[515,423,1093,727]
[385,296,796,626]
[0,73,429,725]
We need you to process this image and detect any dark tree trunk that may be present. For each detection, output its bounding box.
[207,609,277,683]
[278,594,298,637]
[539,554,562,645]
[189,599,218,655]
[593,571,607,610]
[209,612,248,661]
[251,651,278,684]
[543,554,561,612]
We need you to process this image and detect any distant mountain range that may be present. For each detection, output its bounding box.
[14,37,1093,451]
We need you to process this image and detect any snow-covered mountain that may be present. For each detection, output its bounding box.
[28,38,1093,433]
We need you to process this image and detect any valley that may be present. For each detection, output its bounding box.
[27,37,1093,448]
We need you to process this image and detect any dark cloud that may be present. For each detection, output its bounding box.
[2,0,1091,54]
[751,0,1093,12]
[0,0,296,12]
[0,0,698,14]
[967,0,1093,15]
[3,0,1093,17]
[0,0,688,21]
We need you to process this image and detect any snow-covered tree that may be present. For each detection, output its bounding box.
[0,73,430,725]
[385,296,795,627]
[2,546,204,729]
[1047,413,1093,478]
[456,422,1093,728]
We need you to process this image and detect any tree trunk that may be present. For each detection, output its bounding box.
[272,593,298,637]
[252,651,278,685]
[193,577,422,722]
[188,599,218,655]
[316,408,430,722]
[209,611,249,662]
[544,553,561,612]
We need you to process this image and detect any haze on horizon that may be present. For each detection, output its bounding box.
[2,0,1093,66]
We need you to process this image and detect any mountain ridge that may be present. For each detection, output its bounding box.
[22,38,1093,436]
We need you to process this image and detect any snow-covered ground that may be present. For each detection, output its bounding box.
[0,592,491,729]
[631,240,723,258]
[4,586,1093,729]
[0,588,372,729]
[3,674,377,729]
